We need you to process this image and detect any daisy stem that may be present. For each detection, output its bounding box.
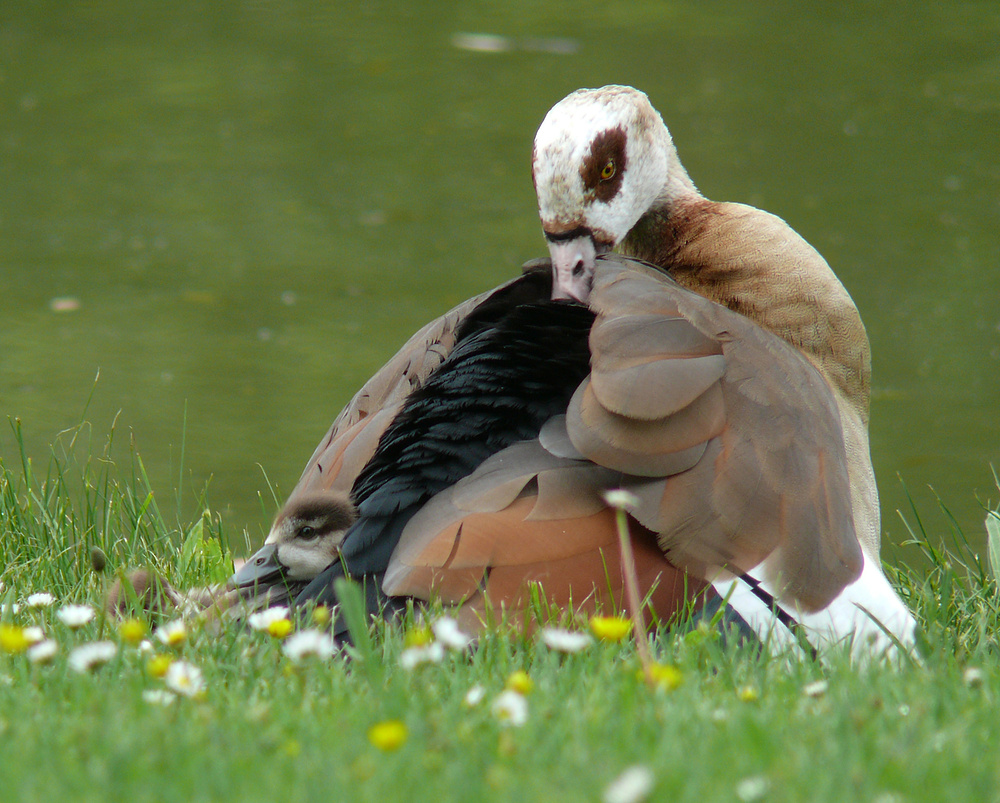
[613,507,653,680]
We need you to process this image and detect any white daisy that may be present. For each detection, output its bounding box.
[431,616,472,650]
[164,661,205,698]
[283,629,335,662]
[27,639,59,665]
[68,641,117,672]
[964,667,985,688]
[23,626,45,645]
[156,619,188,647]
[540,627,593,653]
[142,689,177,706]
[247,607,290,632]
[57,604,95,629]
[735,776,770,802]
[25,592,56,608]
[602,489,639,510]
[463,684,486,707]
[802,679,829,698]
[491,690,528,727]
[399,641,445,670]
[604,766,655,803]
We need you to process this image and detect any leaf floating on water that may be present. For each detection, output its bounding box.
[451,33,511,53]
[451,33,578,55]
[49,297,80,312]
[520,37,579,55]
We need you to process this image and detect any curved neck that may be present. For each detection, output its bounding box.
[652,128,700,208]
[620,198,870,418]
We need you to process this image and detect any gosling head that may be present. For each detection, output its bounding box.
[532,85,696,302]
[230,490,357,589]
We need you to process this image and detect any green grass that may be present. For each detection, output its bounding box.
[1,423,1000,803]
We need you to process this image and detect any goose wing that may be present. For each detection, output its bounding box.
[384,255,862,615]
[587,256,863,609]
[282,273,544,503]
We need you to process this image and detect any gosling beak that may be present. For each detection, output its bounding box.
[546,232,604,303]
[230,543,285,589]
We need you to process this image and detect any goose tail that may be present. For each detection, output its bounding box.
[712,553,916,661]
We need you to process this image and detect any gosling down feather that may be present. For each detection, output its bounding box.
[237,85,915,657]
[108,490,357,623]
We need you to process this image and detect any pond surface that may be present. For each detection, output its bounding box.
[2,1,998,560]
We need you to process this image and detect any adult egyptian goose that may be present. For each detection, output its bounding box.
[241,85,915,656]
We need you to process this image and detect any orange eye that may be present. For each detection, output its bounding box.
[600,160,615,180]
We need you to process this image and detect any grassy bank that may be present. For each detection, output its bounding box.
[1,421,999,803]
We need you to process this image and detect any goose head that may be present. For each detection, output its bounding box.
[231,490,356,589]
[532,85,697,302]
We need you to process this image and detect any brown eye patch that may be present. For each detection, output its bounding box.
[581,126,627,202]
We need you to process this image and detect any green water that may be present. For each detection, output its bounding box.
[2,1,998,558]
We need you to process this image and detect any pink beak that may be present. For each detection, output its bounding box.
[547,235,599,303]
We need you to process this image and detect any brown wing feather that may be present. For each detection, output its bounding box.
[384,499,705,626]
[578,257,862,610]
[573,380,726,454]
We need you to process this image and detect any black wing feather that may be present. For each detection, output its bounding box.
[295,292,594,619]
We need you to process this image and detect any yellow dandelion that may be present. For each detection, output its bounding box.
[266,618,293,639]
[146,653,174,678]
[0,624,30,654]
[119,619,148,645]
[645,663,684,691]
[737,685,760,702]
[248,607,291,636]
[590,615,633,642]
[505,670,534,695]
[311,605,331,627]
[404,625,434,648]
[367,720,407,751]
